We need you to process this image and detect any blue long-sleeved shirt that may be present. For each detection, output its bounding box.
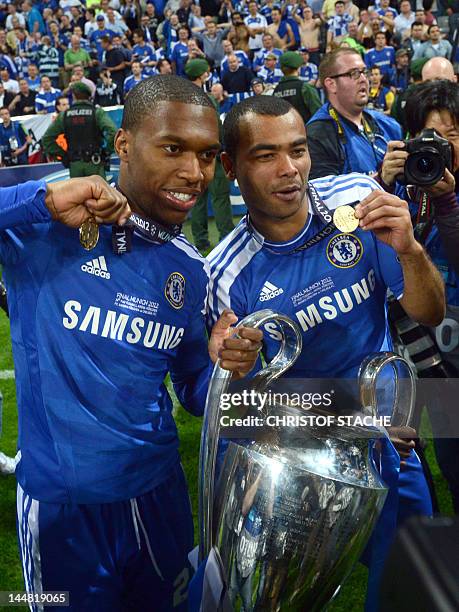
[0,180,211,504]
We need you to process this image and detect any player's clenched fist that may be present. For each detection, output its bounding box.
[209,309,263,380]
[45,175,131,228]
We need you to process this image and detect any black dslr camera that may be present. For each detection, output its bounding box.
[398,128,453,187]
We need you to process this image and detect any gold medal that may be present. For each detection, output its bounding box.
[79,216,99,251]
[333,205,359,233]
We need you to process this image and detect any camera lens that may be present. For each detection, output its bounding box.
[404,148,445,187]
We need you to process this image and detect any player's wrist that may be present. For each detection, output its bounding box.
[396,239,423,259]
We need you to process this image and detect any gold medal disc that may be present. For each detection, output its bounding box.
[333,205,359,233]
[79,216,99,250]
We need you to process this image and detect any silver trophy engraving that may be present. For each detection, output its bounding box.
[199,310,415,611]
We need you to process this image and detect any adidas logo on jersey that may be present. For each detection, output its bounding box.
[259,281,283,302]
[81,255,111,280]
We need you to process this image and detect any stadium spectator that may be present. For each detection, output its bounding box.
[221,53,254,94]
[36,35,60,88]
[64,34,91,82]
[8,78,36,115]
[131,28,156,66]
[68,64,96,98]
[422,57,457,82]
[157,58,173,74]
[293,6,322,66]
[123,60,148,96]
[35,74,62,114]
[0,83,15,109]
[273,51,321,123]
[251,33,281,73]
[244,0,268,56]
[299,48,319,85]
[403,21,426,58]
[367,65,394,114]
[228,12,251,55]
[170,26,190,76]
[0,106,30,165]
[0,66,19,93]
[413,24,453,60]
[327,0,353,51]
[193,19,230,66]
[210,82,233,114]
[266,7,295,50]
[21,0,46,35]
[90,14,112,61]
[389,48,410,93]
[5,5,26,31]
[101,35,126,102]
[84,8,98,38]
[341,21,366,57]
[95,68,120,106]
[257,52,283,84]
[393,0,415,39]
[251,76,265,95]
[365,31,395,78]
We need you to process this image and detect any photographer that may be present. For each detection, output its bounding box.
[0,107,30,166]
[380,79,459,512]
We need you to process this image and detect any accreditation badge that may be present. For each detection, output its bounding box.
[79,216,99,251]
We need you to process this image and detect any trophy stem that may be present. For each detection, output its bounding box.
[198,310,302,562]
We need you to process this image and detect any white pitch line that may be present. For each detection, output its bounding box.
[0,370,15,380]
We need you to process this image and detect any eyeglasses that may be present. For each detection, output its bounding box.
[328,68,371,80]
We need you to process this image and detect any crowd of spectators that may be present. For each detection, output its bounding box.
[0,0,458,165]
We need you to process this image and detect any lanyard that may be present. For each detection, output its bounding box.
[111,186,182,255]
[247,183,359,255]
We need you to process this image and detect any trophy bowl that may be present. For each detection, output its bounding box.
[199,309,415,611]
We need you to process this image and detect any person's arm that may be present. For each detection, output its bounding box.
[302,83,321,115]
[355,190,445,326]
[41,112,67,159]
[307,119,344,179]
[170,305,262,416]
[96,108,117,154]
[285,22,296,49]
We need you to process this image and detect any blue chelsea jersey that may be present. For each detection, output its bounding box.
[0,181,211,504]
[207,174,404,378]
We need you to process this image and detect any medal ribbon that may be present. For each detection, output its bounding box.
[111,186,182,254]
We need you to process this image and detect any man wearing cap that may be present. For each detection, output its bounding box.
[185,58,235,251]
[42,81,117,178]
[273,51,321,123]
[389,48,410,93]
[258,52,283,85]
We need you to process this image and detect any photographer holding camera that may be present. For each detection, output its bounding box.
[380,79,459,513]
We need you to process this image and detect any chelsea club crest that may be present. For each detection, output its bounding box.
[327,233,363,269]
[165,272,186,309]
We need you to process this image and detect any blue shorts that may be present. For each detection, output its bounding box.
[17,463,193,612]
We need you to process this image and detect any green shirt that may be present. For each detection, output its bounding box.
[64,48,91,70]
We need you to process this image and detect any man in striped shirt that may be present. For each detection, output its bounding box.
[35,75,62,114]
[207,95,445,609]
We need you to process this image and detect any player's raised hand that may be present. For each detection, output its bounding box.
[209,309,263,380]
[45,176,131,228]
[354,190,421,256]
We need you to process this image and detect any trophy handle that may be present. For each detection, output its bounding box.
[198,309,302,562]
[358,352,416,428]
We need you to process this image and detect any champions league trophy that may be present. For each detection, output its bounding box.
[198,309,415,611]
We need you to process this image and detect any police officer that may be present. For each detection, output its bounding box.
[185,58,235,252]
[42,82,116,178]
[273,51,321,124]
